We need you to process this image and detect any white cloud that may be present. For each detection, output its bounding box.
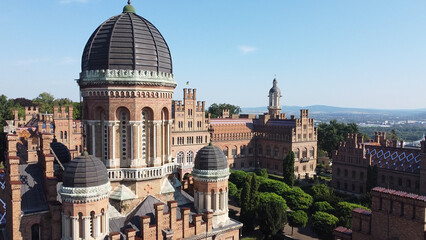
[59,0,89,4]
[59,57,76,65]
[16,58,50,66]
[238,45,258,54]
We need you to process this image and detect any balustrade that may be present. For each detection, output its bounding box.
[108,163,178,181]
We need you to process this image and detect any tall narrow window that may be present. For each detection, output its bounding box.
[90,211,95,237]
[31,224,40,240]
[78,213,83,238]
[186,151,194,163]
[177,151,184,163]
[119,109,129,167]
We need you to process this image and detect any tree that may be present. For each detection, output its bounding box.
[313,201,334,214]
[287,210,308,235]
[229,170,247,188]
[228,181,240,203]
[256,168,268,178]
[283,150,295,187]
[258,192,287,238]
[317,120,363,157]
[387,129,399,141]
[335,202,370,228]
[33,92,55,113]
[311,211,339,239]
[284,187,313,211]
[239,174,260,232]
[259,178,290,196]
[207,103,241,118]
[311,184,336,203]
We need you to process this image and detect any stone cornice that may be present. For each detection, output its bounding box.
[59,182,111,203]
[192,168,230,181]
[78,69,176,88]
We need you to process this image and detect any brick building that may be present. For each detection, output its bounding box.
[333,187,426,240]
[1,2,241,239]
[171,88,210,180]
[332,132,426,195]
[209,79,318,178]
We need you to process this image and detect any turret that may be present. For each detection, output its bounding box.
[268,78,282,116]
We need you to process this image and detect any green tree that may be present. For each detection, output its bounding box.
[259,178,290,196]
[335,202,370,228]
[257,168,268,178]
[313,201,334,214]
[311,211,339,239]
[311,184,337,203]
[283,150,295,187]
[228,181,240,203]
[317,120,363,157]
[240,174,260,232]
[284,187,313,211]
[229,170,247,188]
[207,103,241,118]
[287,210,308,235]
[387,129,399,141]
[258,192,287,238]
[33,92,55,113]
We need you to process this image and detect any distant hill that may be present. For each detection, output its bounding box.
[241,105,426,123]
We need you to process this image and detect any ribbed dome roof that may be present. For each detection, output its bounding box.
[62,153,108,188]
[269,78,281,95]
[194,143,228,171]
[81,4,172,73]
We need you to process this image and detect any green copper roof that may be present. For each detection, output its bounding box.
[123,3,136,13]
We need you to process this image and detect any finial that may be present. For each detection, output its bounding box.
[123,0,136,13]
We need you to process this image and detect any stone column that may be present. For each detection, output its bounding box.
[94,215,100,237]
[130,123,134,164]
[153,122,157,165]
[206,192,211,211]
[167,121,171,162]
[83,216,90,238]
[199,192,204,211]
[194,190,198,210]
[61,214,66,238]
[112,123,117,167]
[71,217,78,240]
[214,192,220,212]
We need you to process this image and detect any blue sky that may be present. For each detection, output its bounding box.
[0,1,425,109]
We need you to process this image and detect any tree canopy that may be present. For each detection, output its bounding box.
[311,211,339,239]
[258,192,287,238]
[317,120,363,156]
[335,202,370,228]
[283,150,295,187]
[287,210,308,235]
[207,103,241,118]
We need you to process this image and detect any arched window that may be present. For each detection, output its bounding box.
[273,147,279,158]
[177,151,184,163]
[223,147,228,158]
[118,108,130,167]
[90,211,95,237]
[78,213,83,238]
[310,147,315,157]
[31,224,40,240]
[142,108,153,165]
[302,148,308,158]
[266,146,271,157]
[64,131,67,140]
[295,149,300,159]
[60,131,63,139]
[240,146,246,156]
[186,151,194,163]
[100,209,105,234]
[232,146,237,157]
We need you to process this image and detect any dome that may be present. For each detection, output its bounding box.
[194,143,228,171]
[50,138,71,164]
[62,153,108,188]
[269,78,281,95]
[81,3,172,73]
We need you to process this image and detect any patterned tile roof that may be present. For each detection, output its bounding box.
[365,145,421,173]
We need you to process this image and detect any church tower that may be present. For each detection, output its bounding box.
[268,78,282,116]
[59,153,110,239]
[192,143,230,227]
